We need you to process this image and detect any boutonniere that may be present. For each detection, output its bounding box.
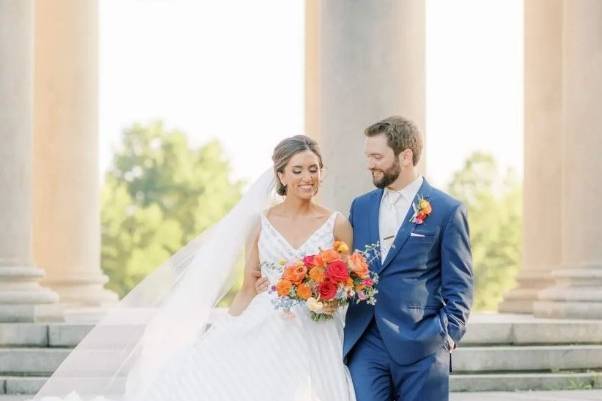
[410,196,432,225]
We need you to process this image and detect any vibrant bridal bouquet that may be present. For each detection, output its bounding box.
[269,241,379,321]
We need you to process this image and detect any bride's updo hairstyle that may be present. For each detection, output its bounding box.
[272,135,324,196]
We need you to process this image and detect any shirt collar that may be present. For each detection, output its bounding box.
[383,175,424,204]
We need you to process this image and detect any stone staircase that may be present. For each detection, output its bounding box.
[1,313,602,395]
[0,323,92,395]
[450,313,602,392]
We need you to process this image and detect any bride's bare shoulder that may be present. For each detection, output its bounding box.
[312,204,334,218]
[264,204,284,218]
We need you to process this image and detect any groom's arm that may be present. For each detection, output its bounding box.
[440,203,473,346]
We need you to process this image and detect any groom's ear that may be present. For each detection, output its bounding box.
[400,148,414,166]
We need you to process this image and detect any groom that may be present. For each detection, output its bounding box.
[344,116,473,401]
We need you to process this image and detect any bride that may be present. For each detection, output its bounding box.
[33,135,356,401]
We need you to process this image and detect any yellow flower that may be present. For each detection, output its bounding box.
[334,240,350,254]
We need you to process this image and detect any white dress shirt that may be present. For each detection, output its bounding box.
[379,175,424,261]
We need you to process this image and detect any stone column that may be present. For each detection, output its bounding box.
[305,0,425,212]
[499,0,563,313]
[0,0,60,322]
[534,0,602,319]
[33,0,117,308]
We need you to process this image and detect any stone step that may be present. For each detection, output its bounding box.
[5,315,601,348]
[461,313,602,345]
[3,345,602,380]
[2,372,602,396]
[0,348,136,376]
[454,345,602,372]
[450,390,602,401]
[0,349,69,375]
[0,324,93,348]
[0,376,128,396]
[0,376,46,395]
[451,371,602,392]
[4,315,601,348]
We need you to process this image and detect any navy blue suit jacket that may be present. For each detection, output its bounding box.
[343,179,473,366]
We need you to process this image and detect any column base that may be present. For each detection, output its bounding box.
[42,271,119,308]
[498,270,555,314]
[0,303,63,322]
[534,266,602,319]
[0,266,61,322]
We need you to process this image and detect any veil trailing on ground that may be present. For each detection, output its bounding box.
[33,169,277,401]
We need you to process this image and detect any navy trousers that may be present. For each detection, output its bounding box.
[347,320,450,401]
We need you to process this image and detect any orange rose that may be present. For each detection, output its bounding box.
[293,264,308,283]
[350,252,369,278]
[296,283,312,300]
[282,264,307,284]
[320,249,340,264]
[276,279,292,297]
[282,266,296,281]
[314,254,325,267]
[345,278,354,288]
[309,266,326,283]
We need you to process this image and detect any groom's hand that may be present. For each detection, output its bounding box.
[447,335,456,353]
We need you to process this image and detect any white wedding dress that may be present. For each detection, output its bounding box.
[136,211,356,401]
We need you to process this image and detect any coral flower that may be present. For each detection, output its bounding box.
[320,249,340,264]
[350,252,370,278]
[283,264,307,284]
[309,266,326,283]
[296,283,312,300]
[276,280,292,297]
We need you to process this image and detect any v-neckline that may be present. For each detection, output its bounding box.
[263,212,335,253]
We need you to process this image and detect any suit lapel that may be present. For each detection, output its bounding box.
[379,179,432,272]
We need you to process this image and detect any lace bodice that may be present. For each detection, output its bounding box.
[258,211,338,284]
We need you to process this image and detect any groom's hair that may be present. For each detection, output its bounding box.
[364,116,423,166]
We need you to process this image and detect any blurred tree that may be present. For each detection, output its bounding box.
[447,152,522,311]
[101,121,243,297]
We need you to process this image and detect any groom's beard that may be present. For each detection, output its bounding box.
[371,159,401,189]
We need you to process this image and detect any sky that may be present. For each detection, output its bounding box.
[99,0,523,189]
